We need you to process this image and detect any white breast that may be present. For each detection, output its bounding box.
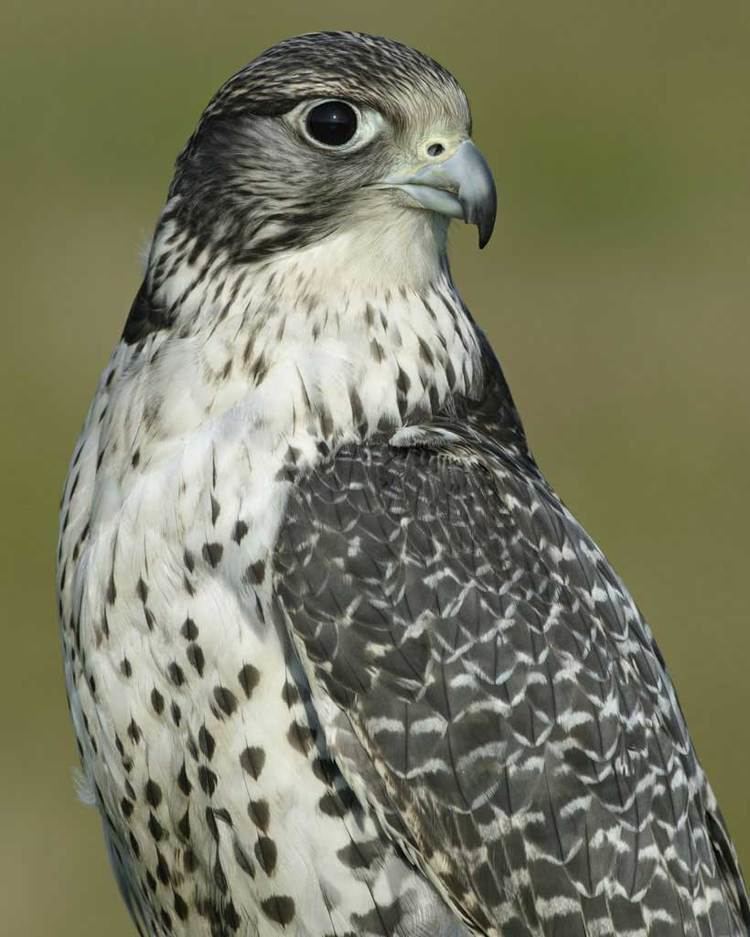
[57,223,481,934]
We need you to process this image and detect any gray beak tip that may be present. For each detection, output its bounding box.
[477,213,495,249]
[455,141,497,249]
[463,194,496,249]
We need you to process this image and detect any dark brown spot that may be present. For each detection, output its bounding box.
[202,542,223,568]
[177,808,190,840]
[183,847,197,873]
[245,559,265,585]
[174,892,189,921]
[337,840,380,870]
[418,336,434,366]
[106,571,116,605]
[187,643,205,676]
[319,786,358,817]
[213,685,237,716]
[349,387,365,428]
[312,757,336,784]
[155,849,170,885]
[177,761,191,796]
[248,798,270,831]
[261,895,295,926]
[145,779,162,808]
[148,812,165,841]
[129,831,140,858]
[318,792,341,817]
[213,806,232,826]
[168,662,185,687]
[222,901,240,932]
[445,358,457,388]
[198,725,215,760]
[239,746,265,779]
[233,839,255,877]
[198,765,217,796]
[213,859,228,895]
[151,687,164,714]
[205,807,219,842]
[243,335,255,365]
[238,663,260,698]
[281,680,299,705]
[232,520,248,544]
[287,721,314,756]
[254,836,278,875]
[181,617,199,640]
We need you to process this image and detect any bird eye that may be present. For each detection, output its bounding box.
[304,100,359,147]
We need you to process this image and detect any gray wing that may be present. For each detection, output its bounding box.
[274,430,749,937]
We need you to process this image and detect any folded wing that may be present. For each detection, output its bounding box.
[274,430,749,936]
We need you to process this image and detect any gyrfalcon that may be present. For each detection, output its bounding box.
[57,30,749,937]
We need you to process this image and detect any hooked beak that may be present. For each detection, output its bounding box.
[379,140,497,248]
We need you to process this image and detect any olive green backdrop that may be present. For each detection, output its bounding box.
[1,2,748,934]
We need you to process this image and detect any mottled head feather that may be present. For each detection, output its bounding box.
[190,32,467,133]
[153,32,470,276]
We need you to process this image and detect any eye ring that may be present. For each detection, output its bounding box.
[303,99,360,148]
[291,99,383,153]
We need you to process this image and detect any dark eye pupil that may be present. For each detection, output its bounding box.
[305,101,358,146]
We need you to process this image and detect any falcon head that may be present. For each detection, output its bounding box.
[165,31,496,278]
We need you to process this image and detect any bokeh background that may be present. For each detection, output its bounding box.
[2,1,748,933]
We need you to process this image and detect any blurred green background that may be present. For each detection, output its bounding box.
[1,1,748,933]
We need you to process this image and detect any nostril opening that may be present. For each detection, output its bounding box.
[426,142,445,157]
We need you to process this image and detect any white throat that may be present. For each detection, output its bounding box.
[99,214,485,487]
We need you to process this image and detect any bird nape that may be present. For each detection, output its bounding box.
[57,30,748,937]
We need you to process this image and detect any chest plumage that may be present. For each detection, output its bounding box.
[58,253,482,937]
